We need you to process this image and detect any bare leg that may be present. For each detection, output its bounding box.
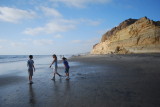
[30,76,32,81]
[53,73,55,78]
[56,73,61,77]
[67,73,69,77]
[29,76,30,81]
[66,73,69,80]
[29,75,32,81]
[29,75,33,83]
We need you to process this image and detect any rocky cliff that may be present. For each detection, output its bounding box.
[91,17,160,54]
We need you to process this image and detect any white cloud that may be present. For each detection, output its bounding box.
[22,4,101,36]
[23,18,101,36]
[54,34,63,38]
[0,6,36,23]
[0,46,2,49]
[50,0,112,8]
[11,42,26,47]
[33,39,54,46]
[40,7,62,17]
[0,39,7,42]
[24,27,44,35]
[23,19,76,35]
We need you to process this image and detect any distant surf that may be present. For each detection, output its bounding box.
[0,55,73,64]
[0,55,49,63]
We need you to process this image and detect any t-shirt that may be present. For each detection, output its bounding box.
[27,59,34,70]
[63,60,69,69]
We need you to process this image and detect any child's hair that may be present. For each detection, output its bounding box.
[62,57,67,60]
[29,55,33,59]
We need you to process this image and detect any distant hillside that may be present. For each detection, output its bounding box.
[91,17,160,54]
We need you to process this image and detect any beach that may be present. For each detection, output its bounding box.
[0,54,160,107]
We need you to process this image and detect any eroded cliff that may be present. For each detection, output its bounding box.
[91,17,160,54]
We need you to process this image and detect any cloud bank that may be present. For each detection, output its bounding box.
[0,6,36,23]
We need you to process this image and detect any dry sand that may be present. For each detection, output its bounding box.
[0,54,160,107]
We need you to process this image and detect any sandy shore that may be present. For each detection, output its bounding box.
[0,54,160,107]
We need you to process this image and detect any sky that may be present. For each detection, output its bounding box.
[0,0,160,55]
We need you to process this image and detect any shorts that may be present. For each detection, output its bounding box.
[65,68,69,73]
[53,67,58,73]
[28,69,33,76]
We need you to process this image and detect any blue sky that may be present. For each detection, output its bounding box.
[0,0,160,55]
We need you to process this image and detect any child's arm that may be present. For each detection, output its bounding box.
[33,64,35,72]
[50,59,55,68]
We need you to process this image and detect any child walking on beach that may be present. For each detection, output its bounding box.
[50,54,62,80]
[27,55,35,84]
[62,57,70,80]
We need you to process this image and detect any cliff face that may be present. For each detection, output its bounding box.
[91,17,160,54]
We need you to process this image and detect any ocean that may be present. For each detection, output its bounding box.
[0,55,49,63]
[0,55,72,64]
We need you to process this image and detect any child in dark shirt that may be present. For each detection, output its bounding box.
[62,57,70,80]
[27,55,35,84]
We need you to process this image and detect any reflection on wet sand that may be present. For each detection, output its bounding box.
[29,84,36,106]
[52,79,71,95]
[65,80,70,91]
[52,78,62,92]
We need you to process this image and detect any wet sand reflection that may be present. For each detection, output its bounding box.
[29,84,36,106]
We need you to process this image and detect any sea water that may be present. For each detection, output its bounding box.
[0,55,50,63]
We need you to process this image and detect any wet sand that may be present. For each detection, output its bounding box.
[0,54,160,107]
